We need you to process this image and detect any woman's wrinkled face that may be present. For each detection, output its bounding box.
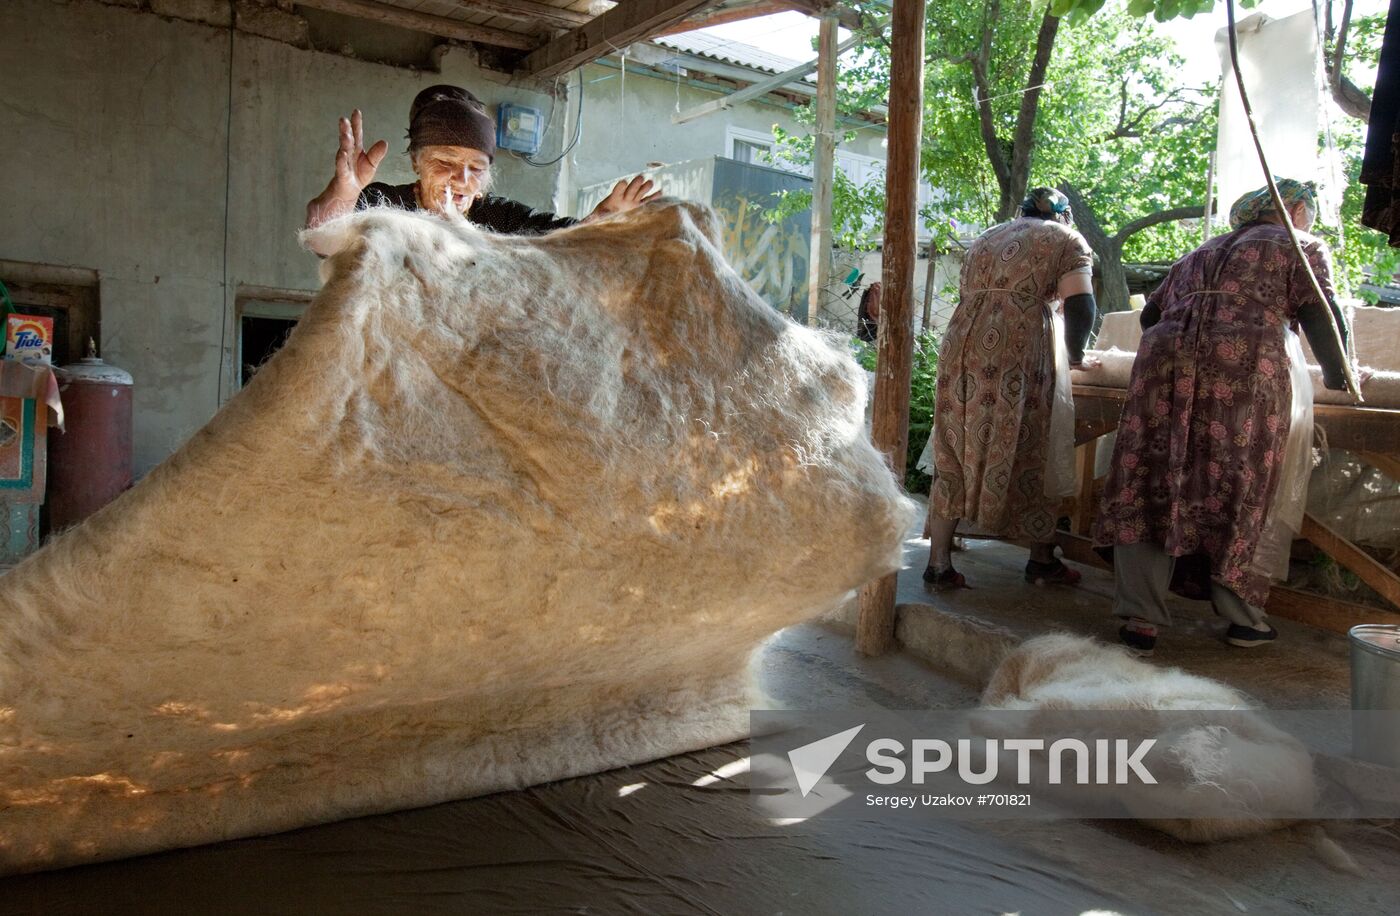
[413,145,491,215]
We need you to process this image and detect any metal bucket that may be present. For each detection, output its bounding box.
[1350,624,1400,768]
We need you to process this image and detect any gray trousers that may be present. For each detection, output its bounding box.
[1113,543,1267,629]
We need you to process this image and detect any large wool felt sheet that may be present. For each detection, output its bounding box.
[1078,305,1400,407]
[0,202,915,875]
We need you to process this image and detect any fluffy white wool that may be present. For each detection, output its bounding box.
[979,634,1316,842]
[0,202,916,875]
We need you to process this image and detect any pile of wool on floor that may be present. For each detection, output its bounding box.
[980,635,1316,842]
[0,202,915,875]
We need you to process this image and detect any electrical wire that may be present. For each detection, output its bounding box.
[516,69,585,168]
[217,0,235,402]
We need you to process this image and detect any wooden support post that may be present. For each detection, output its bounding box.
[806,13,838,327]
[856,0,925,657]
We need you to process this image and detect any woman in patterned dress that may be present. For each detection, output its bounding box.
[1094,179,1358,655]
[925,188,1099,588]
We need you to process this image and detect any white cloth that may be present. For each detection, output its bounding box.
[1044,306,1077,498]
[1214,11,1328,226]
[1251,327,1316,580]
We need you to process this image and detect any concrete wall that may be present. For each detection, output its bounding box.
[0,0,563,473]
[557,57,888,216]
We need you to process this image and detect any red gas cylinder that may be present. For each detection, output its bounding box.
[48,348,134,531]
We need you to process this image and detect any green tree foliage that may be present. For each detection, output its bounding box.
[771,0,1392,300]
[771,2,1217,265]
[1328,12,1400,297]
[855,330,942,492]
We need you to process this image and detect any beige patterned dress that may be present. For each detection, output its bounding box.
[929,217,1093,540]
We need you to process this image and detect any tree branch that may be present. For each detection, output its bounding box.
[1112,204,1209,244]
[1326,0,1372,121]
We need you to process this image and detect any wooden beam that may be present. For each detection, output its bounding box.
[855,0,925,658]
[1301,513,1400,611]
[1359,449,1400,483]
[448,0,591,29]
[806,13,837,326]
[784,0,866,30]
[657,0,795,36]
[1266,586,1400,634]
[295,0,541,49]
[516,0,719,81]
[1314,404,1400,454]
[671,21,878,124]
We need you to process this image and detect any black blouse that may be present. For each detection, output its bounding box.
[357,182,578,236]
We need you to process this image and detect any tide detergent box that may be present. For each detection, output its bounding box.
[6,314,54,365]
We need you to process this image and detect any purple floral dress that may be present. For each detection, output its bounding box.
[1093,222,1349,607]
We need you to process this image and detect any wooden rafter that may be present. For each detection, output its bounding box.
[295,0,542,50]
[445,0,591,29]
[657,0,798,36]
[515,0,721,80]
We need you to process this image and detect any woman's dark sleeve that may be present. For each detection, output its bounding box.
[1294,239,1352,391]
[1140,265,1174,330]
[472,195,578,235]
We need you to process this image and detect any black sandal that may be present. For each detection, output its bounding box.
[922,566,968,590]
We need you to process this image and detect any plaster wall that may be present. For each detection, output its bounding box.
[556,58,888,215]
[1,0,562,473]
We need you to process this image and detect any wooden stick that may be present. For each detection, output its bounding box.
[1223,0,1362,400]
[856,0,926,657]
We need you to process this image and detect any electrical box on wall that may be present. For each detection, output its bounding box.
[496,103,543,155]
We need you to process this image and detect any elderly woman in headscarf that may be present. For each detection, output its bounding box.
[923,187,1099,589]
[1094,179,1359,656]
[305,85,659,245]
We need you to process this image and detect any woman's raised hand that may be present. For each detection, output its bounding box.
[306,110,389,229]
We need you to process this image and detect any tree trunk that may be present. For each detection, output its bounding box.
[1060,184,1210,316]
[999,7,1060,220]
[1058,183,1129,314]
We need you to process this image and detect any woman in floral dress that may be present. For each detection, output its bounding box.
[1094,179,1357,655]
[926,188,1099,588]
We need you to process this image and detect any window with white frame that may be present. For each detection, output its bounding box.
[725,126,809,176]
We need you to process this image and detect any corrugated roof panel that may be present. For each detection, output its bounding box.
[653,33,809,78]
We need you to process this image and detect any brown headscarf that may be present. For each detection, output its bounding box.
[407,84,496,160]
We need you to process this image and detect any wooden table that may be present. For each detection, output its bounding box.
[1064,385,1400,632]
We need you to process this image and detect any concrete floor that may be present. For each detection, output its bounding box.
[801,515,1400,915]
